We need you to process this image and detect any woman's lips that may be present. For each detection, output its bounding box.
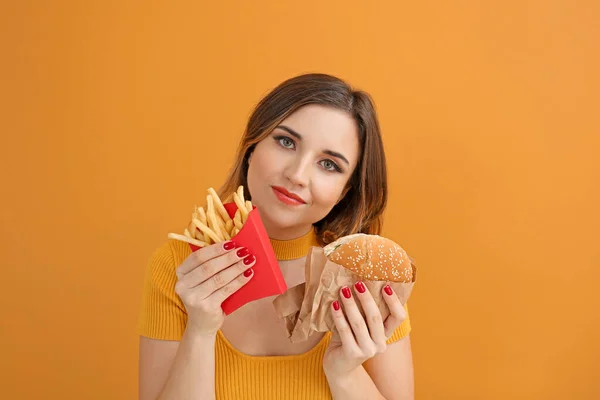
[272,186,306,205]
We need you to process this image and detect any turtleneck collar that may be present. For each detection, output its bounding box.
[269,227,319,260]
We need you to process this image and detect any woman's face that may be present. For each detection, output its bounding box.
[247,104,360,239]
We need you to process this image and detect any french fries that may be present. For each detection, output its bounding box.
[167,185,254,248]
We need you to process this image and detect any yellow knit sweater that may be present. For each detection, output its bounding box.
[137,229,412,399]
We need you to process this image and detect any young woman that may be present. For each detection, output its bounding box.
[138,73,414,400]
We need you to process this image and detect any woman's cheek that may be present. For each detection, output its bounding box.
[312,181,345,209]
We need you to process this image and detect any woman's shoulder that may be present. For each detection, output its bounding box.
[146,239,193,274]
[138,239,190,340]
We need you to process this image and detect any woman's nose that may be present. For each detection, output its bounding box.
[284,158,310,187]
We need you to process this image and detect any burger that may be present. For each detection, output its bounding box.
[323,233,414,283]
[274,233,417,343]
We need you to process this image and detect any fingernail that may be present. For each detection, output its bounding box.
[342,287,351,299]
[223,241,235,250]
[243,254,256,265]
[384,285,393,296]
[243,268,253,277]
[354,281,366,294]
[236,247,250,257]
[332,301,340,311]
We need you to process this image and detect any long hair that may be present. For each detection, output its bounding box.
[218,73,388,246]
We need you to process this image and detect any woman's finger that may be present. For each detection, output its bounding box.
[201,255,256,298]
[338,286,373,350]
[176,240,237,276]
[330,300,359,350]
[176,246,250,291]
[210,265,255,306]
[353,281,387,352]
[381,284,407,338]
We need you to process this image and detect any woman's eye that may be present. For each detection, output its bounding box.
[278,137,295,149]
[321,159,341,172]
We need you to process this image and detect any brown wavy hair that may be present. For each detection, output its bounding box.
[217,73,388,246]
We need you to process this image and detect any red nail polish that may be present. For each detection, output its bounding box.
[384,285,393,296]
[243,255,255,265]
[243,268,253,277]
[354,281,366,293]
[223,241,235,250]
[332,301,340,311]
[236,247,249,257]
[342,287,351,299]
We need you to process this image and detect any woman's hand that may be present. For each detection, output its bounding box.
[174,240,256,337]
[323,281,407,378]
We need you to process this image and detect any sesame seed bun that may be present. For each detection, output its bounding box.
[323,233,414,283]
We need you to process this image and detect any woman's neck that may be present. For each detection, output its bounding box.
[268,225,319,261]
[261,218,314,241]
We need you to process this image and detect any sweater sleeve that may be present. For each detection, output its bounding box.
[136,240,189,341]
[386,303,411,344]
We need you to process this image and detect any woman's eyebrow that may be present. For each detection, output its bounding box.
[276,125,350,166]
[277,125,303,140]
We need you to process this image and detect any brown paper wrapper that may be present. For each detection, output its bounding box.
[272,246,417,343]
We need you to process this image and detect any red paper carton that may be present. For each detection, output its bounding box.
[189,202,287,315]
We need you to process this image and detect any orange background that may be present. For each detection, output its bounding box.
[1,1,599,399]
